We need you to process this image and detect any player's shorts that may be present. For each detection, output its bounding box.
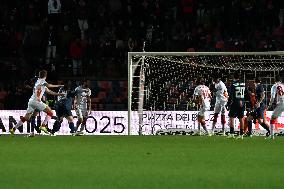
[198,103,210,117]
[27,100,47,114]
[272,103,284,118]
[229,104,245,119]
[214,101,227,115]
[55,104,72,118]
[76,108,88,119]
[254,105,266,119]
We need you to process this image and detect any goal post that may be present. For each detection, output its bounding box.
[128,52,284,135]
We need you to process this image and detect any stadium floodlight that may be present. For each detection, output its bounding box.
[128,51,284,135]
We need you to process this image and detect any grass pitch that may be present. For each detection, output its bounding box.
[0,135,283,189]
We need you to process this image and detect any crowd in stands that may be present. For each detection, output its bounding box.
[0,0,284,110]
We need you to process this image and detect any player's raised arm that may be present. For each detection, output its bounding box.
[46,83,64,88]
[45,87,65,96]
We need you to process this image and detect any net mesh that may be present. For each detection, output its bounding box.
[130,53,284,112]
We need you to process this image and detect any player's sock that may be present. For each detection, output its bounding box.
[69,122,75,133]
[260,123,270,132]
[221,115,226,132]
[200,121,209,134]
[221,124,225,133]
[79,124,85,132]
[230,127,234,134]
[247,120,252,136]
[240,128,244,136]
[42,115,51,126]
[75,121,81,131]
[52,120,61,134]
[212,122,216,133]
[14,116,27,129]
[270,124,275,139]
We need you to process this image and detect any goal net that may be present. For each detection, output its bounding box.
[128,52,284,135]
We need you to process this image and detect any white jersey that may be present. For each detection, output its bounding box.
[215,81,228,102]
[75,86,91,109]
[271,82,284,104]
[29,78,47,102]
[194,85,211,106]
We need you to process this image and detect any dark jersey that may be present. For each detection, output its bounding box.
[57,87,77,110]
[228,80,249,108]
[255,84,265,106]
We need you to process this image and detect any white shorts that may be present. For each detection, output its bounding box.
[198,103,210,117]
[214,101,227,115]
[27,100,47,114]
[76,108,88,119]
[272,103,284,118]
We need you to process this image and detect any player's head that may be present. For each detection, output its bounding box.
[213,75,220,83]
[254,77,261,84]
[62,82,70,91]
[233,71,240,81]
[275,75,282,82]
[196,77,205,85]
[80,79,88,88]
[39,70,47,79]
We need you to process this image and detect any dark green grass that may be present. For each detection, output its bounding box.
[0,135,283,189]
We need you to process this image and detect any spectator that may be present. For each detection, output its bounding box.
[69,38,83,76]
[76,0,89,39]
[46,25,57,64]
[48,0,61,27]
[58,25,73,58]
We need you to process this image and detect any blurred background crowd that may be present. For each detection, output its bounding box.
[0,0,283,110]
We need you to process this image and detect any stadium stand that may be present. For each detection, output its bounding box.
[0,0,284,110]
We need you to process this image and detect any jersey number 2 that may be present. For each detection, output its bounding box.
[235,87,245,98]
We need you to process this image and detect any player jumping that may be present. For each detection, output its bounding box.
[193,78,211,136]
[74,80,92,136]
[10,70,64,136]
[211,76,229,136]
[227,72,249,139]
[267,75,284,139]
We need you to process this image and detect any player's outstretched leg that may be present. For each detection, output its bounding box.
[40,107,54,134]
[10,114,31,136]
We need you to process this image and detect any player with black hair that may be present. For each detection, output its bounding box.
[74,79,92,135]
[246,77,270,137]
[211,75,229,135]
[50,83,77,136]
[227,72,249,139]
[193,77,212,136]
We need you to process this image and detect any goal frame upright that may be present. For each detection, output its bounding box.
[128,51,284,135]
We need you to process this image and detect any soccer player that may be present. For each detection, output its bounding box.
[193,78,211,136]
[267,75,284,139]
[211,76,229,135]
[227,72,249,139]
[74,80,91,135]
[246,77,270,137]
[50,84,77,136]
[9,70,64,135]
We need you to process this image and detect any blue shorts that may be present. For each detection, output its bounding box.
[55,103,73,118]
[229,105,245,118]
[253,105,265,119]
